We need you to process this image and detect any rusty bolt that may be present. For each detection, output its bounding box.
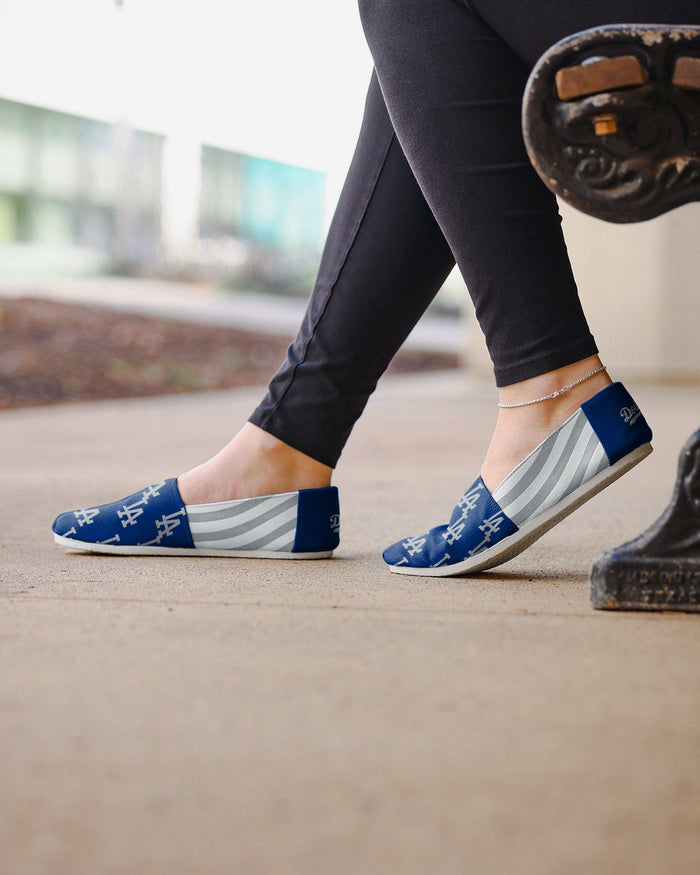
[593,114,618,135]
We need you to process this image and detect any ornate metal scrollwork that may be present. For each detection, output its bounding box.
[523,25,700,222]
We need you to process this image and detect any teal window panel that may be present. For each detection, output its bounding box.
[240,156,325,253]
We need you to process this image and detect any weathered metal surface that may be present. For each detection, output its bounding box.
[523,25,700,223]
[590,430,700,612]
[673,56,700,92]
[555,55,647,102]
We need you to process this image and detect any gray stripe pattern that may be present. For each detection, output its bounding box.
[186,492,299,552]
[493,410,608,527]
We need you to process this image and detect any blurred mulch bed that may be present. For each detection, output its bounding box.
[0,298,459,410]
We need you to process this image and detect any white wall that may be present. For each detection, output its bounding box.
[466,202,700,382]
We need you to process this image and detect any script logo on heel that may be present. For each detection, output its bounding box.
[621,404,641,426]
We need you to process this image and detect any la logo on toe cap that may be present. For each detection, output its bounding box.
[52,479,195,550]
[382,477,517,571]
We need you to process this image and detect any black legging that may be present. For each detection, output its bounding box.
[250,0,699,469]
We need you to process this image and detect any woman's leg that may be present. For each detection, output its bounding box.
[357,0,612,491]
[467,1,700,70]
[376,1,693,573]
[179,73,455,503]
[358,0,699,494]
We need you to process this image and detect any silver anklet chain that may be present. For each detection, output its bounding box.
[497,366,607,409]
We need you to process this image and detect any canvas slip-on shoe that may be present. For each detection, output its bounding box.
[52,479,340,558]
[383,382,652,577]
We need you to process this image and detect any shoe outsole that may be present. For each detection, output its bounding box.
[52,535,334,560]
[388,442,652,578]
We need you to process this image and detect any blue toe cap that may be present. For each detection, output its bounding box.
[383,477,517,570]
[52,479,194,549]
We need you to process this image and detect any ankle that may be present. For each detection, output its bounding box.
[481,358,612,492]
[496,357,611,424]
[246,426,333,492]
[178,423,332,505]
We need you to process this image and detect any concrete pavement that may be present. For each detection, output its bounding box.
[1,372,699,874]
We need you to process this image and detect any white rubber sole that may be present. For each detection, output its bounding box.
[52,535,334,560]
[388,442,653,578]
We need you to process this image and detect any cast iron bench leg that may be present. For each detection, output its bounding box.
[522,24,700,612]
[590,429,700,612]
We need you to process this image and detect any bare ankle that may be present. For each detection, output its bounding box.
[496,356,611,420]
[481,357,612,491]
[178,423,332,505]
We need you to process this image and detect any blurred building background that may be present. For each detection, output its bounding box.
[0,0,376,295]
[0,96,326,292]
[0,0,698,378]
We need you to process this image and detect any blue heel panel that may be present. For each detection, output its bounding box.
[581,383,652,465]
[293,487,340,554]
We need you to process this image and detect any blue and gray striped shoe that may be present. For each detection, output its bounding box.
[52,480,340,558]
[383,382,652,577]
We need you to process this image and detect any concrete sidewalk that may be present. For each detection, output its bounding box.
[1,372,699,874]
